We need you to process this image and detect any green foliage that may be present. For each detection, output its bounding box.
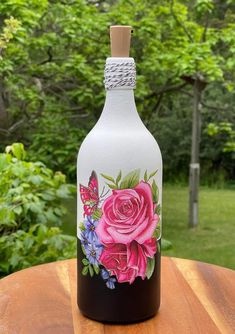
[0,0,235,183]
[28,114,86,180]
[0,16,20,58]
[0,143,76,276]
[0,224,76,275]
[207,122,235,153]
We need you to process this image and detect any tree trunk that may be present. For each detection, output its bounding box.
[189,78,203,228]
[0,80,9,129]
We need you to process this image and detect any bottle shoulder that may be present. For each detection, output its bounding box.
[77,90,162,165]
[78,123,162,163]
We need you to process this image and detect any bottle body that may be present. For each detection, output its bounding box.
[77,58,162,323]
[77,240,161,323]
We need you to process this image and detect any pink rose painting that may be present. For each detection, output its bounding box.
[79,169,161,289]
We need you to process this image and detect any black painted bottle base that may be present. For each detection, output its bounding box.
[77,238,161,323]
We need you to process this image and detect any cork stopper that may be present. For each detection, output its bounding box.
[110,25,132,57]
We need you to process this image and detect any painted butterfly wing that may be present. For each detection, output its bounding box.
[79,171,99,216]
[79,184,95,216]
[88,171,99,201]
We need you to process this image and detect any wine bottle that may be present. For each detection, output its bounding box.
[77,25,162,323]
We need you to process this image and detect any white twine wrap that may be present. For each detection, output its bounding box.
[104,61,136,90]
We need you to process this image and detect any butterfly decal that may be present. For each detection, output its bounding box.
[80,171,99,216]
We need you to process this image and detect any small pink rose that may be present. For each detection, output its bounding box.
[99,238,157,284]
[96,181,159,245]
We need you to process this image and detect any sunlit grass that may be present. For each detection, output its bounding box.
[162,185,235,269]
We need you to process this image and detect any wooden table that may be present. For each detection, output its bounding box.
[0,257,234,334]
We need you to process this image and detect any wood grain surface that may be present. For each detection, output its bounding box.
[0,257,234,334]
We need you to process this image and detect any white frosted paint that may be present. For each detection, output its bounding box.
[77,57,162,239]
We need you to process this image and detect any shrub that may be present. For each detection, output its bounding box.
[0,143,76,276]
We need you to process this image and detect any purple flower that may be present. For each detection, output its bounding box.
[106,277,116,290]
[101,268,116,289]
[81,230,90,249]
[81,231,90,249]
[81,216,103,266]
[85,243,103,266]
[101,268,110,280]
[84,216,99,243]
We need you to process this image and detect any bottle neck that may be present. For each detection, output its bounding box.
[96,89,142,129]
[96,57,143,129]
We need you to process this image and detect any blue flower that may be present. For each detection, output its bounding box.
[106,277,116,290]
[101,268,110,280]
[84,216,99,243]
[85,243,103,266]
[81,216,103,266]
[101,268,116,289]
[81,230,90,249]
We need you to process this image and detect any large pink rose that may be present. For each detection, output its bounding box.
[96,181,159,245]
[99,238,156,283]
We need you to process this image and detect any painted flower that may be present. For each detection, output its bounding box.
[96,181,159,245]
[99,238,156,284]
[106,277,116,289]
[85,243,103,266]
[81,216,103,265]
[84,216,99,243]
[101,269,116,289]
[81,230,90,249]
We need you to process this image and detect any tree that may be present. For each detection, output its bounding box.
[108,0,235,226]
[0,1,109,179]
[0,0,234,195]
[0,17,20,129]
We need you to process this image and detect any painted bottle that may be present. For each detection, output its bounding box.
[77,25,162,323]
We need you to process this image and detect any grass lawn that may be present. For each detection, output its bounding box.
[162,185,235,269]
[62,185,235,270]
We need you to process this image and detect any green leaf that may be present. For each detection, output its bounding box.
[93,265,100,275]
[115,170,122,185]
[101,173,115,183]
[0,154,10,171]
[92,208,102,220]
[56,185,70,198]
[82,266,89,275]
[82,258,89,265]
[153,226,161,239]
[9,254,22,268]
[29,175,42,185]
[149,169,158,179]
[23,237,34,249]
[81,244,86,255]
[152,179,159,203]
[13,206,23,215]
[37,224,48,241]
[6,143,26,160]
[161,239,172,251]
[120,169,140,189]
[146,257,155,279]
[79,222,85,231]
[106,183,117,189]
[89,264,94,277]
[155,204,161,215]
[144,170,148,182]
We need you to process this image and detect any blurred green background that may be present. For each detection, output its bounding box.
[0,0,234,277]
